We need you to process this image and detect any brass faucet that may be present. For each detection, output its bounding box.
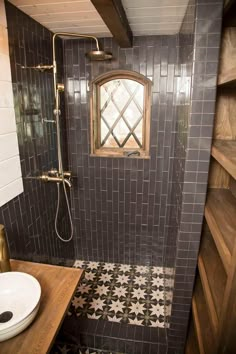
[0,225,11,272]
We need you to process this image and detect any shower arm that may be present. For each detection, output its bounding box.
[52,32,100,98]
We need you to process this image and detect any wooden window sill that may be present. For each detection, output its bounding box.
[90,152,150,159]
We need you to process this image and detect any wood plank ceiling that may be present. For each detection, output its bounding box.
[9,0,190,37]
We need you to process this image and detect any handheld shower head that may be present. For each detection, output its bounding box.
[86,50,112,61]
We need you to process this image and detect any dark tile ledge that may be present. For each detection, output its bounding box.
[55,316,167,354]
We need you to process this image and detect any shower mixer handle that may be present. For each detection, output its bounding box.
[48,168,59,177]
[62,171,72,178]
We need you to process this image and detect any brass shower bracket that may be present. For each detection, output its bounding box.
[57,83,64,92]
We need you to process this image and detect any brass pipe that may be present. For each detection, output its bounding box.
[0,225,11,273]
[21,64,54,72]
[62,171,71,178]
[52,32,100,98]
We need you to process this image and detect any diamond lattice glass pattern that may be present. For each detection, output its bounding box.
[113,118,130,145]
[100,79,144,148]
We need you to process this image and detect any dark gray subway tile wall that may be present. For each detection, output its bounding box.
[167,0,223,352]
[163,1,196,269]
[0,1,223,352]
[64,35,180,266]
[0,1,75,263]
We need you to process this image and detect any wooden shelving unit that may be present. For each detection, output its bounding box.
[198,256,218,335]
[185,1,236,353]
[205,188,236,273]
[193,278,217,354]
[185,320,200,354]
[192,297,205,354]
[198,223,227,320]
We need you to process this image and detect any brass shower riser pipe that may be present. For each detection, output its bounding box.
[52,32,100,98]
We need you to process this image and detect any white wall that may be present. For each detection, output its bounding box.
[0,0,23,207]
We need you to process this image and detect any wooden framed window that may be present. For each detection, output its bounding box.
[90,70,152,158]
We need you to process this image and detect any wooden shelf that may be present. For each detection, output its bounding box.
[198,255,218,335]
[218,67,236,86]
[185,320,200,354]
[211,140,236,180]
[185,320,201,354]
[205,188,236,274]
[192,277,217,354]
[199,223,227,320]
[192,297,205,354]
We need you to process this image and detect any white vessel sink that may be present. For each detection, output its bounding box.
[0,271,41,342]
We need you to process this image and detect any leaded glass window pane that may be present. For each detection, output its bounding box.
[100,78,144,148]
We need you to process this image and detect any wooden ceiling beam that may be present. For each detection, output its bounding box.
[90,0,133,48]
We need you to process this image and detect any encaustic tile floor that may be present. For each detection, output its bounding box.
[52,345,118,354]
[68,260,174,329]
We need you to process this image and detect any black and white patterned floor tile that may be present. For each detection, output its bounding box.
[69,260,174,328]
[52,342,119,354]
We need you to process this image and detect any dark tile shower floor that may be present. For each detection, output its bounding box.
[51,260,174,354]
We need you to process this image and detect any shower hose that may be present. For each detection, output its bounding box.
[54,88,73,242]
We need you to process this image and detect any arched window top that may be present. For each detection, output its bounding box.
[90,70,152,158]
[92,69,152,87]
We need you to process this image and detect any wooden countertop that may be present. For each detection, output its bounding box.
[0,259,83,354]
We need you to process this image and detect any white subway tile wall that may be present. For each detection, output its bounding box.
[0,0,23,207]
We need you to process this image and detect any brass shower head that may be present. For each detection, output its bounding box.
[86,50,112,61]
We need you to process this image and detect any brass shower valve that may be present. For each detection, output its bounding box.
[40,170,72,188]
